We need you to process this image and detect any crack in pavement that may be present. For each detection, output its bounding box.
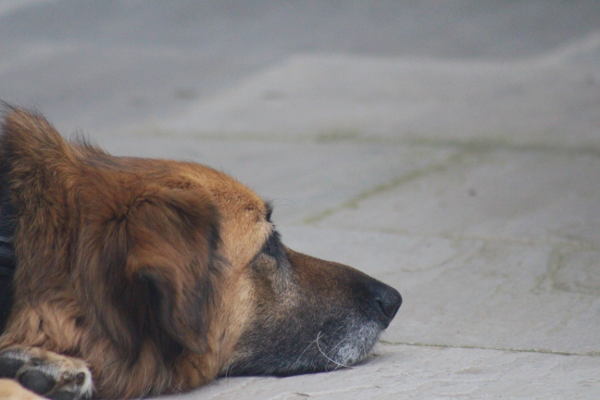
[297,135,600,226]
[379,340,600,358]
[301,149,482,224]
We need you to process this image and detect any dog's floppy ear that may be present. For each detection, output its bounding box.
[78,179,222,360]
[0,106,83,301]
[0,105,77,205]
[1,106,222,360]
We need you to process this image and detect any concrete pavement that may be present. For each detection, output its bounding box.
[1,1,599,399]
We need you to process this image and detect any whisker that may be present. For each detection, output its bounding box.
[315,332,352,370]
[291,336,320,369]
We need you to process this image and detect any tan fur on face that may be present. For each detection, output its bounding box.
[0,108,268,398]
[178,164,272,267]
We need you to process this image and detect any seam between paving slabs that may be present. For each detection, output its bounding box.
[379,341,600,358]
[144,129,600,159]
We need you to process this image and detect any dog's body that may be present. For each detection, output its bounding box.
[0,107,401,399]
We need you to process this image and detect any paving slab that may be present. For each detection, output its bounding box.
[308,148,600,247]
[159,37,600,148]
[162,344,600,400]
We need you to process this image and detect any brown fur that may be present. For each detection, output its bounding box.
[0,107,401,398]
[0,108,267,397]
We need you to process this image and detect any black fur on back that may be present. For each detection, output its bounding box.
[0,189,16,333]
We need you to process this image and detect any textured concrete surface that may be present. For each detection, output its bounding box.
[2,1,600,399]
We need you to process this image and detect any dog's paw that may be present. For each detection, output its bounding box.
[0,347,92,400]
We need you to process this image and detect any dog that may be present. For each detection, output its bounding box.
[0,106,402,399]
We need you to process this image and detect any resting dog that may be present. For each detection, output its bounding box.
[0,107,401,399]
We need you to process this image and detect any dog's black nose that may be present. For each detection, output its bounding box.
[376,289,402,321]
[364,279,402,328]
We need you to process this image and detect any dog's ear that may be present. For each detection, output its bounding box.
[78,180,221,360]
[1,106,222,360]
[0,105,77,205]
[0,106,85,301]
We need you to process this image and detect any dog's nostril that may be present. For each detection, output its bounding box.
[375,291,402,321]
[367,283,402,328]
[359,277,402,327]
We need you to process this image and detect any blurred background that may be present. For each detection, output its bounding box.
[2,1,600,399]
[2,0,600,137]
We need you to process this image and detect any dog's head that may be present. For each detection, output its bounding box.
[0,107,401,396]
